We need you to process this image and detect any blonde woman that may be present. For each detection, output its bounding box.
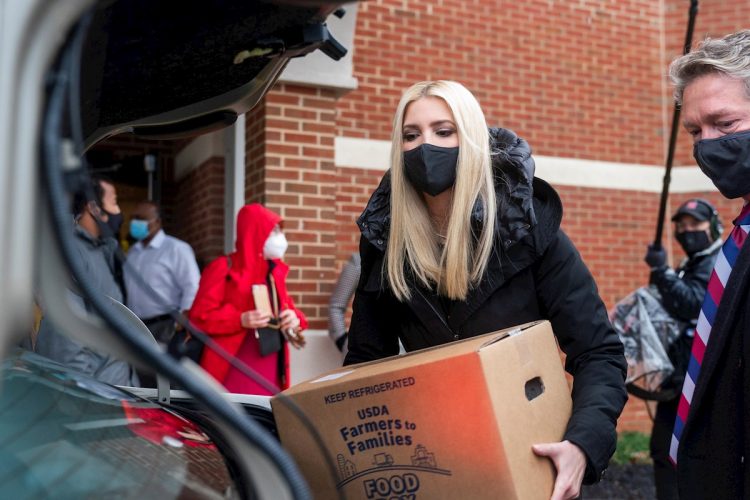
[345,81,627,499]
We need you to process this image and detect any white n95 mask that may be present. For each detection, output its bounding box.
[263,232,288,259]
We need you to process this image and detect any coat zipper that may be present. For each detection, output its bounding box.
[414,287,455,337]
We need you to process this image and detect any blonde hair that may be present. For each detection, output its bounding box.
[670,30,750,105]
[386,81,496,301]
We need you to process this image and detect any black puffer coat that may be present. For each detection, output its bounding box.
[650,239,722,324]
[344,128,627,484]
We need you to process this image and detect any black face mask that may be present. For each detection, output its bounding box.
[694,129,750,199]
[403,144,459,196]
[105,211,124,237]
[676,230,711,255]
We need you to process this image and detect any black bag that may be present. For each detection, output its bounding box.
[168,254,238,363]
[167,329,204,363]
[253,268,285,357]
[255,327,283,357]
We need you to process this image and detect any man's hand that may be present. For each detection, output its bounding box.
[175,310,190,332]
[644,244,667,268]
[532,440,586,500]
[241,309,271,329]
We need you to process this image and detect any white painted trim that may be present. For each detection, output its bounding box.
[334,136,717,194]
[667,166,718,193]
[280,72,358,93]
[533,156,717,193]
[174,130,223,181]
[334,136,391,170]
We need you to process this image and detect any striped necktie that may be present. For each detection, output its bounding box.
[670,202,750,465]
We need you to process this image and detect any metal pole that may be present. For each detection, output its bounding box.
[654,0,699,247]
[144,153,156,201]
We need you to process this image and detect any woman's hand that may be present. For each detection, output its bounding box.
[279,309,306,348]
[532,440,586,500]
[240,309,271,329]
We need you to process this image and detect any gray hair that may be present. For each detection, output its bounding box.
[670,29,750,105]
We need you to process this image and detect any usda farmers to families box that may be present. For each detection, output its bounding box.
[271,320,572,499]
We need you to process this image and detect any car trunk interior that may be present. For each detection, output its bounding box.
[81,0,343,144]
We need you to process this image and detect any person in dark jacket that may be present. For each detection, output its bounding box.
[643,198,723,500]
[667,30,750,499]
[344,80,627,500]
[26,177,138,386]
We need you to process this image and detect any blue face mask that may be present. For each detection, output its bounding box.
[129,219,150,240]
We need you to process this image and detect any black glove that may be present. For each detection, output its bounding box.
[335,334,347,352]
[644,244,666,268]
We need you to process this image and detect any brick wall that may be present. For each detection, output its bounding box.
[174,157,225,270]
[334,167,385,263]
[245,100,267,205]
[337,0,665,164]
[261,84,338,329]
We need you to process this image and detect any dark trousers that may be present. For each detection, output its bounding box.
[650,398,679,500]
[144,316,176,345]
[137,316,175,387]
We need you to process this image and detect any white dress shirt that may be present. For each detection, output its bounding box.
[124,230,200,319]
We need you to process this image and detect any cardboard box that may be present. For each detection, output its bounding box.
[271,320,572,499]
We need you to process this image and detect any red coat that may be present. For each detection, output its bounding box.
[188,204,307,393]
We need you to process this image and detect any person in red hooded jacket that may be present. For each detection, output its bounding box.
[189,204,307,395]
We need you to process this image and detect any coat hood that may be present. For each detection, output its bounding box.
[357,127,557,252]
[486,127,538,249]
[235,203,282,268]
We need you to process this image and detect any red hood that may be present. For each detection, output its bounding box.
[235,204,282,268]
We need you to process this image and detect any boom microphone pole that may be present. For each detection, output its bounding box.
[653,0,699,247]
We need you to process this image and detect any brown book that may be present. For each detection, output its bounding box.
[251,284,273,316]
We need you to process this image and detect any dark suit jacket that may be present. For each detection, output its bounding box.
[676,236,750,499]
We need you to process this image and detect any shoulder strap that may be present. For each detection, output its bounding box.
[223,255,233,281]
[270,276,279,317]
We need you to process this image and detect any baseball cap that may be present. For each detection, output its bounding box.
[671,199,714,222]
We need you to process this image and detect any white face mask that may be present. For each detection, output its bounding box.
[263,231,288,259]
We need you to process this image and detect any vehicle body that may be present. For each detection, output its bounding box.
[0,350,243,498]
[0,1,352,498]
